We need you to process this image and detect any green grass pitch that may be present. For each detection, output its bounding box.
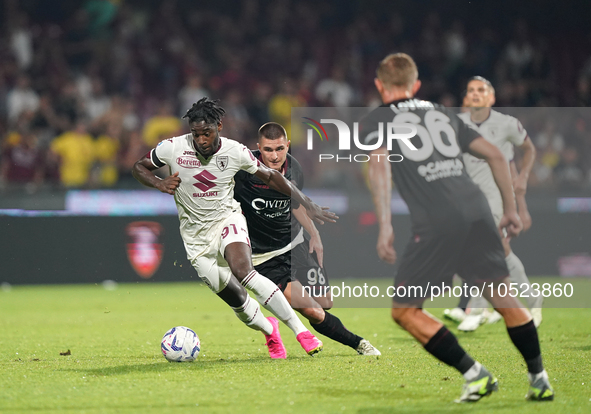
[1,281,590,414]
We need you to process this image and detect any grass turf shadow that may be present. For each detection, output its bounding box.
[58,355,321,376]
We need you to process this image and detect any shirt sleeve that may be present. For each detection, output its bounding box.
[239,144,260,174]
[455,115,482,152]
[507,117,528,146]
[150,138,175,167]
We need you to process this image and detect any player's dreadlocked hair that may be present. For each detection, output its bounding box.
[182,97,226,124]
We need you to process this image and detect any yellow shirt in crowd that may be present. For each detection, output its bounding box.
[51,131,95,187]
[142,116,182,147]
[95,134,120,186]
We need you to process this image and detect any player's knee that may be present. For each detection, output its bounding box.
[391,306,419,326]
[315,296,333,310]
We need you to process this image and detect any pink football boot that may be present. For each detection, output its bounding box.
[264,317,287,359]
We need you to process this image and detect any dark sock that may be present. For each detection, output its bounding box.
[310,312,363,349]
[458,284,471,311]
[424,326,475,374]
[507,320,543,374]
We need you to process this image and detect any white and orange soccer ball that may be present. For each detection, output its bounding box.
[161,326,200,362]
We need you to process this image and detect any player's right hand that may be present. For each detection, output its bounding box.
[498,211,522,240]
[377,225,396,264]
[156,172,181,195]
[306,203,339,225]
[309,235,324,268]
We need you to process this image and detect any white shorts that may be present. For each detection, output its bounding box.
[486,196,503,227]
[189,212,251,293]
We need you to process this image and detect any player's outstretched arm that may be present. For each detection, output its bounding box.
[254,165,338,225]
[468,137,522,238]
[132,156,181,195]
[293,204,324,267]
[368,147,396,264]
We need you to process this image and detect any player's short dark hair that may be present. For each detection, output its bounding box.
[376,53,418,89]
[182,97,226,124]
[258,122,287,140]
[467,76,495,95]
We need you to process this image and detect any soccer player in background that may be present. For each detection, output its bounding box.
[132,98,336,359]
[365,53,553,402]
[234,122,381,356]
[445,77,541,331]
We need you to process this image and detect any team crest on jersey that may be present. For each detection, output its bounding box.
[125,221,164,279]
[216,156,229,171]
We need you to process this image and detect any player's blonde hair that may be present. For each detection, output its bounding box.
[376,53,418,90]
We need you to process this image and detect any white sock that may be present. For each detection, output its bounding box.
[241,270,307,336]
[506,252,540,309]
[231,295,273,336]
[463,361,483,382]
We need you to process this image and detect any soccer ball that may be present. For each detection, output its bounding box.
[161,326,200,362]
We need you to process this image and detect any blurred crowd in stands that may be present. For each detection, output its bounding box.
[0,0,590,192]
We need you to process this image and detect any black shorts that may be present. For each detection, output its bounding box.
[394,217,508,305]
[254,239,330,293]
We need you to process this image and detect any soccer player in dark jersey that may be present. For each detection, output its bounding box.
[234,122,380,356]
[364,53,553,402]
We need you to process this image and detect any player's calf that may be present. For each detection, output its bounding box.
[297,306,325,325]
[313,294,333,310]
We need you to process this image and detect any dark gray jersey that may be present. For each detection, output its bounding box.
[361,99,491,234]
[234,152,303,253]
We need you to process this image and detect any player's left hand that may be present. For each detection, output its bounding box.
[156,172,182,195]
[306,203,338,225]
[498,211,522,240]
[309,235,324,267]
